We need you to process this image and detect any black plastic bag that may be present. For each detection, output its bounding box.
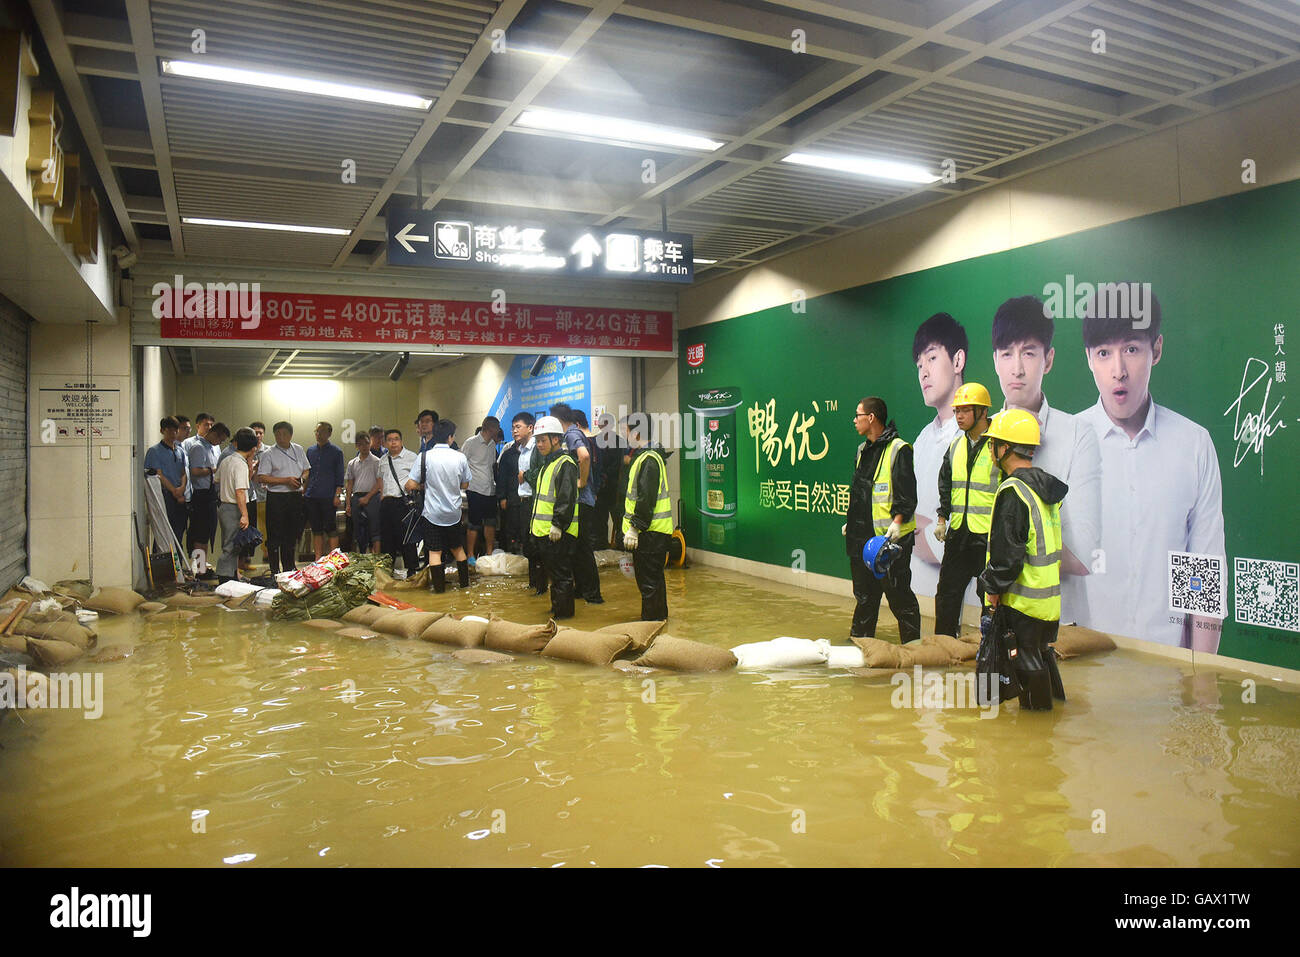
[976,607,1022,706]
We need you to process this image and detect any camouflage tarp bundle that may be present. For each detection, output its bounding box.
[271,553,393,621]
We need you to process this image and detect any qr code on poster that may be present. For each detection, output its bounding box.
[1169,551,1226,618]
[1234,558,1300,633]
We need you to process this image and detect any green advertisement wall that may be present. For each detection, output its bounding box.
[678,178,1300,671]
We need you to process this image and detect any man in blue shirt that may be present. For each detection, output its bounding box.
[304,420,345,559]
[183,414,225,579]
[144,416,189,545]
[414,409,439,454]
[405,419,472,593]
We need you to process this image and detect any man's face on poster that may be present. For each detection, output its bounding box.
[1086,335,1163,424]
[994,338,1054,410]
[916,342,965,409]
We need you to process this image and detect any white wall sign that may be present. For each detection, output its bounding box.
[34,376,123,441]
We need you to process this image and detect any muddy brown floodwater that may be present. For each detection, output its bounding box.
[1,564,1297,867]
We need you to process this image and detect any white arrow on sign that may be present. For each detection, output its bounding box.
[395,222,430,254]
[570,233,602,268]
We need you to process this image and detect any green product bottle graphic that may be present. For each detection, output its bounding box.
[687,387,742,517]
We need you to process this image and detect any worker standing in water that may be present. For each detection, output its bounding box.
[530,416,581,620]
[933,383,1000,637]
[621,413,673,622]
[977,409,1068,710]
[844,397,922,643]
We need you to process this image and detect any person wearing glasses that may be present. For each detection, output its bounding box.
[843,397,922,643]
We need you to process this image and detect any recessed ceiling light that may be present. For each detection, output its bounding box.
[782,151,939,184]
[183,217,351,235]
[693,258,717,264]
[516,108,723,151]
[161,59,433,110]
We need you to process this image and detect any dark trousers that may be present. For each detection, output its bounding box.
[574,507,602,600]
[541,534,575,619]
[848,534,921,642]
[239,500,259,560]
[380,497,420,571]
[500,499,525,553]
[522,523,547,592]
[187,487,217,550]
[264,491,304,575]
[633,529,670,621]
[934,526,988,637]
[163,493,188,547]
[594,489,619,548]
[998,604,1065,710]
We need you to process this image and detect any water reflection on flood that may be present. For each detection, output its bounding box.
[1,565,1297,867]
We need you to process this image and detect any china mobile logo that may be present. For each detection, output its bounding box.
[150,275,262,329]
[686,343,705,367]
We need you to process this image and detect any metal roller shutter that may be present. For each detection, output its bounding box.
[0,295,29,592]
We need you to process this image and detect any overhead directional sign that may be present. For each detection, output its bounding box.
[386,212,694,283]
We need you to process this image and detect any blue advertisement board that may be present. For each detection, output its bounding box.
[489,355,590,428]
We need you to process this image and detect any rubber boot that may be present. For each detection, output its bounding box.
[430,563,447,594]
[458,560,470,589]
[1044,642,1066,701]
[1011,632,1053,711]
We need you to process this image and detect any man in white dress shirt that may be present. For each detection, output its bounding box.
[909,312,971,606]
[992,296,1102,627]
[1077,291,1225,651]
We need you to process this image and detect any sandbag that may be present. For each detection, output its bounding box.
[1054,625,1117,658]
[730,637,828,669]
[475,552,530,576]
[223,591,261,609]
[900,641,953,667]
[923,633,978,662]
[452,648,515,665]
[0,633,28,654]
[420,616,489,648]
[371,611,444,639]
[26,637,83,666]
[137,601,167,615]
[542,628,633,666]
[389,567,429,589]
[16,620,96,650]
[214,580,260,599]
[597,620,664,652]
[633,635,737,672]
[147,609,202,622]
[302,619,344,630]
[335,626,379,640]
[52,579,94,600]
[92,644,133,663]
[84,586,146,615]
[852,636,904,669]
[342,604,385,625]
[484,616,556,655]
[815,640,867,669]
[462,615,489,624]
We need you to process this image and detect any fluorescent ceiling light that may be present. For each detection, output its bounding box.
[693,258,717,264]
[516,108,723,151]
[782,151,939,184]
[183,217,351,236]
[161,59,433,110]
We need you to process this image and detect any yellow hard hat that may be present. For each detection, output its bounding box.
[985,409,1041,446]
[952,382,992,409]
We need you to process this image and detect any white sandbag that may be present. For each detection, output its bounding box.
[19,576,52,594]
[594,549,624,567]
[253,587,279,609]
[462,615,490,623]
[215,580,261,598]
[730,636,829,669]
[816,639,867,669]
[474,552,530,576]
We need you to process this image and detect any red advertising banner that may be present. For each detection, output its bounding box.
[153,287,674,354]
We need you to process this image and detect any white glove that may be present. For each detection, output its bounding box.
[933,517,948,542]
[886,519,904,542]
[624,530,639,550]
[840,523,847,536]
[548,524,563,542]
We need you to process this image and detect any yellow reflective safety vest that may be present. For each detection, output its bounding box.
[531,452,579,538]
[947,433,1000,535]
[987,475,1062,621]
[869,437,917,537]
[622,448,673,535]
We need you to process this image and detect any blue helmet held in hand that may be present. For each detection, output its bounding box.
[862,535,901,579]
